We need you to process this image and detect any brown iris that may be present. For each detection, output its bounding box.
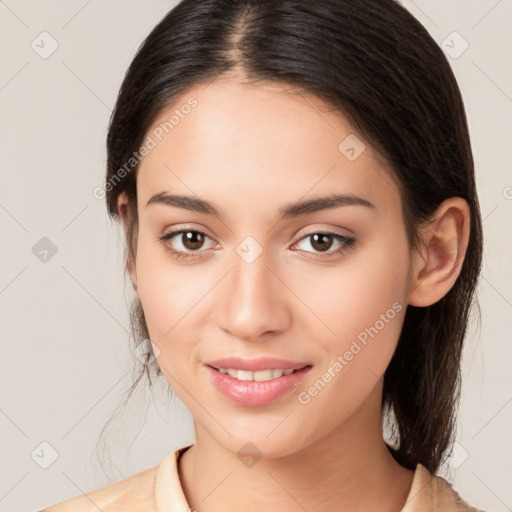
[181,231,205,250]
[309,233,334,252]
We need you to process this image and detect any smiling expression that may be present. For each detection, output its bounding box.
[122,77,416,457]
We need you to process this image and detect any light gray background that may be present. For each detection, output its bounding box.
[0,1,510,511]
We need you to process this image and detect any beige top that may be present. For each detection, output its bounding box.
[42,445,483,511]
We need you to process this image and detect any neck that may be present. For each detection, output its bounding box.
[178,386,414,512]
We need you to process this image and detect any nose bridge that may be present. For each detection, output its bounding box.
[215,239,287,340]
[233,245,272,303]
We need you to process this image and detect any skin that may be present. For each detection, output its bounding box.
[117,76,470,512]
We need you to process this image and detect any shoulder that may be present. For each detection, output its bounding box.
[403,463,486,512]
[40,464,159,512]
[431,472,485,512]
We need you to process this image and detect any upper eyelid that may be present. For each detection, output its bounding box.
[294,224,354,239]
[162,222,353,238]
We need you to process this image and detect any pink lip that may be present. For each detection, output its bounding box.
[205,356,310,372]
[205,364,312,407]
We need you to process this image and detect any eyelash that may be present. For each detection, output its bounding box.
[158,229,356,261]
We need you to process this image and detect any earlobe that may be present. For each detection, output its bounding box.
[408,197,470,307]
[116,192,138,291]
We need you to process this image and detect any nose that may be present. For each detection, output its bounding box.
[213,247,291,342]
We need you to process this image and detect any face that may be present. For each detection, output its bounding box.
[128,77,414,458]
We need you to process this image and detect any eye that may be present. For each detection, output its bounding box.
[159,228,356,261]
[159,229,217,259]
[292,232,356,258]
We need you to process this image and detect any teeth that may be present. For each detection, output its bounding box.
[218,368,295,381]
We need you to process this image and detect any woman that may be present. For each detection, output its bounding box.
[43,0,485,510]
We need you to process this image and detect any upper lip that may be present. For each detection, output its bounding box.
[205,357,311,372]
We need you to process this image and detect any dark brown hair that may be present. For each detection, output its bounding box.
[100,0,483,474]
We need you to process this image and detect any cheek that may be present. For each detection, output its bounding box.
[299,231,410,346]
[134,235,195,353]
[292,293,407,442]
[296,232,410,396]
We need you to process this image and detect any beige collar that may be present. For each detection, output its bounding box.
[155,445,474,512]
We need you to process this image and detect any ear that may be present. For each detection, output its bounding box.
[116,191,138,291]
[408,197,470,307]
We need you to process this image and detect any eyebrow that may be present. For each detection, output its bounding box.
[145,191,376,219]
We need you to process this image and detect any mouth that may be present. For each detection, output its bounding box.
[206,365,311,382]
[205,356,311,372]
[204,358,313,407]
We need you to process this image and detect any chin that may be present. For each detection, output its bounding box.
[205,421,316,462]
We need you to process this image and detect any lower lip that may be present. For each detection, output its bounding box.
[205,365,312,407]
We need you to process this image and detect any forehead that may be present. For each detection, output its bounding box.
[136,77,400,217]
